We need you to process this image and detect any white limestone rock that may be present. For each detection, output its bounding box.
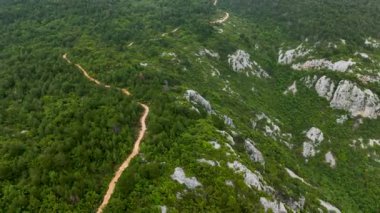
[336,115,349,124]
[225,180,234,187]
[286,196,306,212]
[292,59,355,72]
[303,127,324,158]
[197,158,219,167]
[330,80,380,119]
[251,112,293,146]
[278,44,311,65]
[208,141,221,150]
[355,52,370,59]
[228,50,269,78]
[227,161,272,193]
[315,76,335,100]
[325,151,336,168]
[365,37,380,48]
[140,62,148,67]
[301,75,318,88]
[260,197,288,213]
[356,73,380,85]
[217,130,235,145]
[245,139,265,165]
[285,168,311,186]
[223,115,235,128]
[184,90,214,114]
[160,206,167,213]
[283,81,298,95]
[319,200,341,213]
[171,167,202,189]
[198,48,220,59]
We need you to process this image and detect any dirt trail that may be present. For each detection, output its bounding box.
[211,12,230,24]
[62,54,148,213]
[97,103,149,213]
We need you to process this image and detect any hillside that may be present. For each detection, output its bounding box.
[0,0,379,212]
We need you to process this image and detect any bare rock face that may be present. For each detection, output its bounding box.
[330,80,380,119]
[278,44,311,65]
[319,200,341,213]
[245,139,265,165]
[292,59,355,72]
[315,76,335,100]
[197,158,219,167]
[184,90,214,114]
[325,151,336,168]
[198,48,220,59]
[301,75,318,88]
[228,50,269,78]
[365,37,380,48]
[260,197,288,213]
[171,167,202,189]
[223,115,236,128]
[283,81,298,95]
[302,127,324,158]
[227,161,273,193]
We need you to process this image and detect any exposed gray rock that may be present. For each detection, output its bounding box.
[225,180,234,187]
[217,130,235,145]
[283,81,298,95]
[208,141,221,150]
[319,200,341,213]
[285,168,311,186]
[198,48,220,59]
[228,50,269,78]
[227,161,273,193]
[356,73,380,85]
[315,76,335,100]
[245,139,265,165]
[286,196,306,212]
[171,167,202,189]
[365,37,380,48]
[160,206,167,213]
[260,197,288,213]
[197,158,219,167]
[325,151,336,168]
[292,59,355,72]
[184,90,214,114]
[336,115,349,124]
[302,127,324,158]
[301,75,318,88]
[223,115,236,128]
[330,80,380,119]
[278,44,311,65]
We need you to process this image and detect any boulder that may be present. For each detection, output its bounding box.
[184,90,214,114]
[171,167,202,189]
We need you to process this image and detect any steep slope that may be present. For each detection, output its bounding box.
[0,0,379,212]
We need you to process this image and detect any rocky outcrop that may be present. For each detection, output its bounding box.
[217,130,235,145]
[198,48,220,59]
[302,127,324,158]
[197,158,219,167]
[319,200,341,213]
[315,76,335,100]
[292,59,355,72]
[208,141,221,149]
[227,161,273,193]
[365,37,380,48]
[283,81,297,95]
[245,139,265,165]
[303,76,380,119]
[356,73,380,85]
[336,115,349,124]
[278,44,311,65]
[184,90,214,114]
[285,168,311,186]
[325,151,336,168]
[223,115,235,128]
[260,197,288,213]
[171,167,202,189]
[251,112,293,147]
[228,50,269,78]
[330,80,380,119]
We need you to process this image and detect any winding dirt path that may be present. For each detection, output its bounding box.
[211,12,230,24]
[62,54,149,213]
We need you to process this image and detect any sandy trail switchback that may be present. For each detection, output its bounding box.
[62,54,148,213]
[211,12,230,24]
